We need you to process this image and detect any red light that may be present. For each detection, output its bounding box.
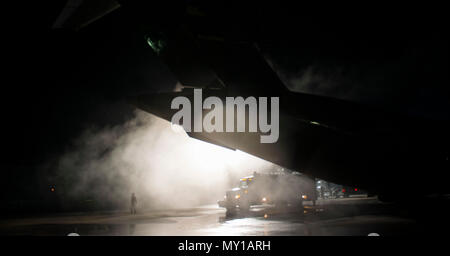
[342,188,346,193]
[354,188,358,191]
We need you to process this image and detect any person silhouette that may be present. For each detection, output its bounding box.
[130,193,137,215]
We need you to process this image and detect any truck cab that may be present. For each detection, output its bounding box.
[218,171,317,212]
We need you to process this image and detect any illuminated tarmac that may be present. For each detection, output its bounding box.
[0,197,422,236]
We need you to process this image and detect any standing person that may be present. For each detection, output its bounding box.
[131,193,137,215]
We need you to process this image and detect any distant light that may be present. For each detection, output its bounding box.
[146,36,165,55]
[342,188,346,193]
[354,188,358,192]
[262,197,267,202]
[235,194,240,199]
[301,195,308,199]
[310,121,320,126]
[264,214,268,218]
[50,186,55,192]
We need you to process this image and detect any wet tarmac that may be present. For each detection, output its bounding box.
[0,197,435,236]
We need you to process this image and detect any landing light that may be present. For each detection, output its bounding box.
[171,123,185,133]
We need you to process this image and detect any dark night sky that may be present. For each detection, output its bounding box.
[1,1,448,200]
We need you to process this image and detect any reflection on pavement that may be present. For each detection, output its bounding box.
[0,198,419,236]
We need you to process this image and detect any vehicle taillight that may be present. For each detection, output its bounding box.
[354,188,358,192]
[342,188,346,193]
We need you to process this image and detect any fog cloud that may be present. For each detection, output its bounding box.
[53,109,275,211]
